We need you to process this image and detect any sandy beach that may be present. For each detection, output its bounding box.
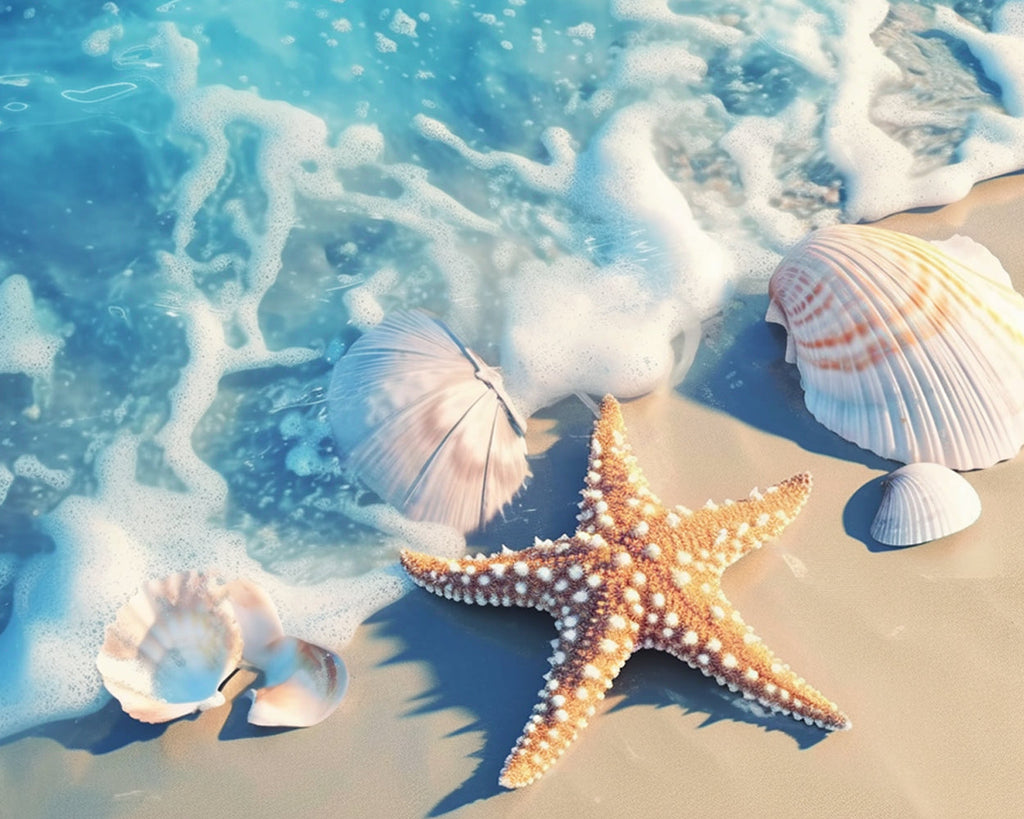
[2,174,1024,818]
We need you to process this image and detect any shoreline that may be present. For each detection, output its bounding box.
[3,173,1024,817]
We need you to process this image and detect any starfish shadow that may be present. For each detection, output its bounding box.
[680,293,897,472]
[365,592,556,816]
[371,589,831,814]
[608,650,830,749]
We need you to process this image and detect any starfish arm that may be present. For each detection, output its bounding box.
[652,599,850,731]
[399,539,594,612]
[499,597,635,789]
[669,472,813,569]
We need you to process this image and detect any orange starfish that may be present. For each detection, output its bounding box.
[400,395,850,788]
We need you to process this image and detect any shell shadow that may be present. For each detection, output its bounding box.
[0,697,169,754]
[218,690,297,741]
[680,293,896,472]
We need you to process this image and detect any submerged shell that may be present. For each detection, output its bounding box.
[870,462,981,547]
[96,571,243,724]
[247,636,348,728]
[766,224,1024,469]
[328,309,530,533]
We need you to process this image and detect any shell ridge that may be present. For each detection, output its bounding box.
[771,225,1024,468]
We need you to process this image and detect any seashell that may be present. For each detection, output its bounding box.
[225,578,286,669]
[870,462,981,547]
[96,571,243,724]
[328,309,530,533]
[247,636,348,728]
[766,224,1024,469]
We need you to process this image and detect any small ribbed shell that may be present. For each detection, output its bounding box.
[766,225,1024,469]
[870,463,981,547]
[246,636,348,728]
[96,571,243,723]
[328,310,530,533]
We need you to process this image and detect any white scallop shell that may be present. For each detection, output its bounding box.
[870,462,981,547]
[226,578,285,669]
[247,636,348,728]
[96,571,243,723]
[328,309,530,533]
[766,224,1024,469]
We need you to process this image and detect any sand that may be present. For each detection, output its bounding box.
[3,175,1024,818]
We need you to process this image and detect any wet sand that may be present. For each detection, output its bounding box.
[2,174,1024,817]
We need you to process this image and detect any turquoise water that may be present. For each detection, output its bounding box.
[1,0,1022,737]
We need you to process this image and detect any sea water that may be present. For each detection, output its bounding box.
[1,0,1023,738]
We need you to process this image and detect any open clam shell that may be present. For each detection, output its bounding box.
[247,636,348,728]
[96,571,243,723]
[870,463,981,547]
[226,578,286,669]
[766,225,1024,469]
[328,309,530,533]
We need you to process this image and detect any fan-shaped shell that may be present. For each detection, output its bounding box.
[96,571,243,723]
[870,462,981,547]
[226,578,286,669]
[247,636,348,728]
[328,309,530,533]
[766,224,1024,469]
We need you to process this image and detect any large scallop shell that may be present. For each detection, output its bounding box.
[870,462,981,547]
[328,309,530,533]
[247,636,348,728]
[96,571,243,723]
[766,224,1024,469]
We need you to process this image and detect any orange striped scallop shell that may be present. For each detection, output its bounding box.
[766,224,1024,469]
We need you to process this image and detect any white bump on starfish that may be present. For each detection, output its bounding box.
[644,543,662,559]
[671,569,691,588]
[614,552,631,567]
[632,521,650,537]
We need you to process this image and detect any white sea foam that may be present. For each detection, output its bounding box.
[0,275,64,380]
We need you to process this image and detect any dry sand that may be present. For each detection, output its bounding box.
[2,175,1024,818]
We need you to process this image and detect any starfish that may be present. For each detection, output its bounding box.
[400,395,850,788]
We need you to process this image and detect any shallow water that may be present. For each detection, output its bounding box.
[1,0,1023,738]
